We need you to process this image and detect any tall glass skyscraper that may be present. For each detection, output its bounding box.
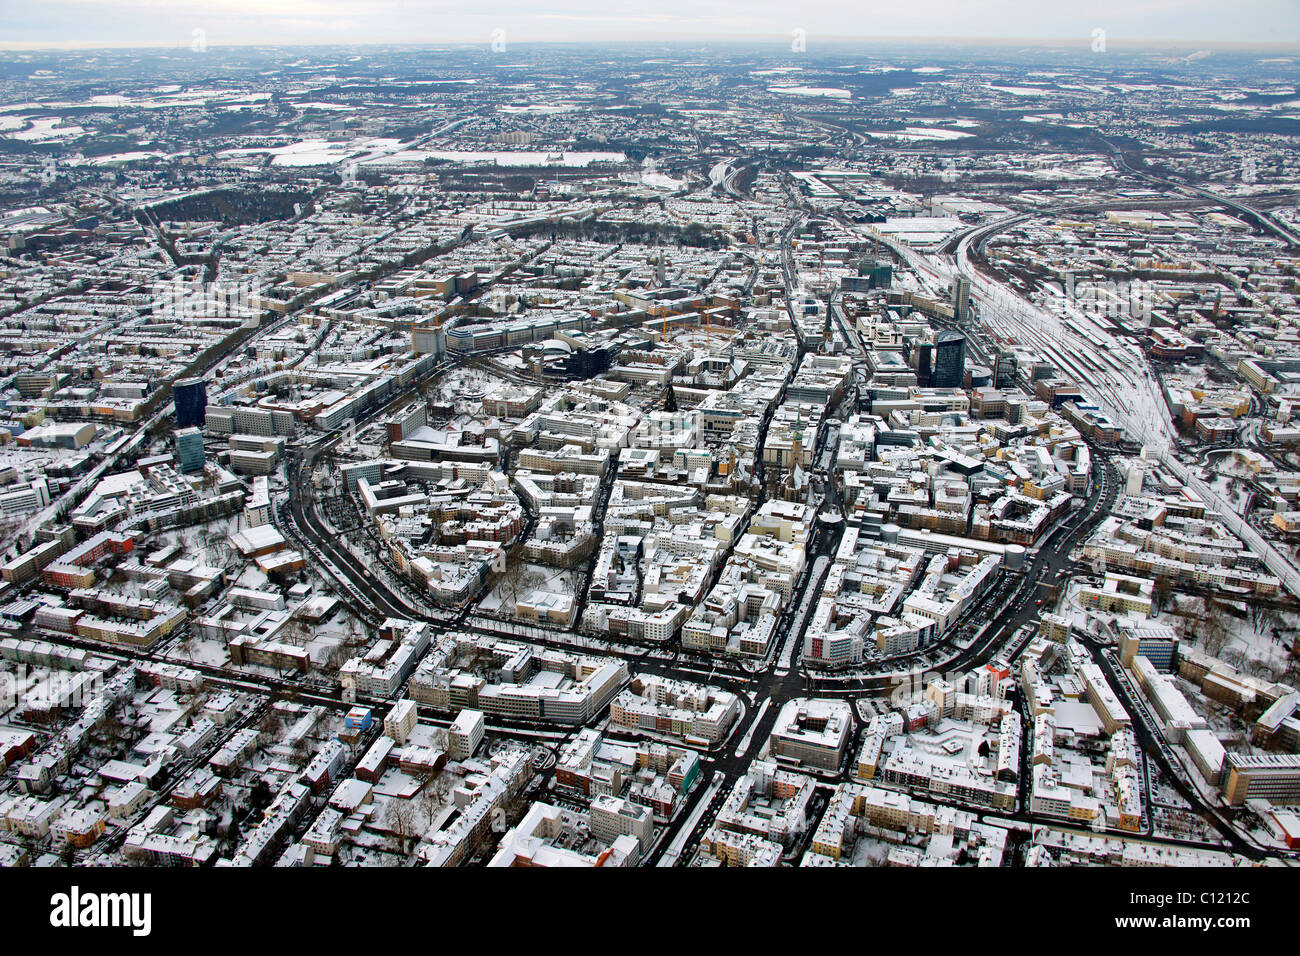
[932,331,967,389]
[175,426,205,474]
[173,377,207,429]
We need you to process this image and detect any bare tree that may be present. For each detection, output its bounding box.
[500,558,544,608]
[386,799,421,857]
[285,617,310,647]
[415,777,443,831]
[1152,576,1173,612]
[1201,596,1231,657]
[321,642,345,673]
[99,707,132,749]
[259,708,283,739]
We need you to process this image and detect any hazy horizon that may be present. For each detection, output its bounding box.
[1,0,1297,52]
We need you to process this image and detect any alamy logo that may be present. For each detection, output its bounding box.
[50,887,152,937]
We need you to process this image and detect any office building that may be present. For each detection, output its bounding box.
[769,699,853,771]
[1118,622,1179,673]
[995,351,1018,390]
[173,377,208,429]
[589,794,654,856]
[1223,753,1300,805]
[932,331,967,389]
[175,427,205,475]
[449,709,485,761]
[952,275,972,322]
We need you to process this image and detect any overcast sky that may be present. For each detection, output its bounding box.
[1,0,1297,50]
